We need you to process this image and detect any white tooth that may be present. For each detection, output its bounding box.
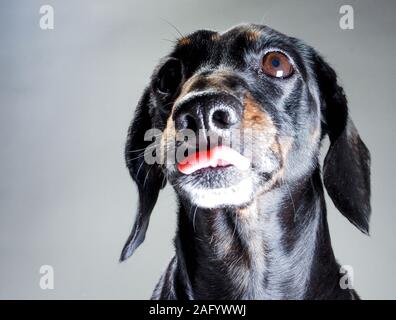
[214,146,250,171]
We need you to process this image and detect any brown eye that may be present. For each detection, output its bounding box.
[262,51,294,78]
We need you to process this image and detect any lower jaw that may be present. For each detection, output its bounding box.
[186,166,245,188]
[180,177,254,209]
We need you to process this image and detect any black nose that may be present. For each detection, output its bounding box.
[174,93,242,134]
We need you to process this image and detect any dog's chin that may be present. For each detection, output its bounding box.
[174,166,255,209]
[184,178,254,208]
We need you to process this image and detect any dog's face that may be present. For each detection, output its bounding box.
[120,24,371,261]
[152,25,321,208]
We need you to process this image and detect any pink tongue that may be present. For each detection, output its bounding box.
[177,146,250,175]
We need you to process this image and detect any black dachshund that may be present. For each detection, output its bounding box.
[120,24,371,300]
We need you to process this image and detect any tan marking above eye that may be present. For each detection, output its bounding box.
[178,37,191,45]
[246,29,261,42]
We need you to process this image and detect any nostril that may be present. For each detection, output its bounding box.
[211,109,235,129]
[185,114,198,132]
[177,113,198,132]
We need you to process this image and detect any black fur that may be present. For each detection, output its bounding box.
[121,24,371,300]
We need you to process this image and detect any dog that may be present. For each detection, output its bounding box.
[120,24,371,300]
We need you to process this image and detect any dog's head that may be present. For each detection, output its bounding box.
[120,24,371,261]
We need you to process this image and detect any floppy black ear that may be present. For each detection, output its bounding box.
[120,87,166,261]
[314,52,371,234]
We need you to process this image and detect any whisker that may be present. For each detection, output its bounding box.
[135,159,145,179]
[143,165,154,189]
[166,175,188,188]
[160,18,185,39]
[162,38,177,44]
[126,152,147,163]
[230,209,239,250]
[161,173,167,188]
[193,205,198,233]
[126,144,163,162]
[127,143,159,154]
[283,177,297,222]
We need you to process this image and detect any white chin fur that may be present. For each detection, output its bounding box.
[182,178,254,208]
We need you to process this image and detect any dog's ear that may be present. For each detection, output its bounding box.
[314,52,371,234]
[120,87,166,261]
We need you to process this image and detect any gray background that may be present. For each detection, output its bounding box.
[0,0,395,299]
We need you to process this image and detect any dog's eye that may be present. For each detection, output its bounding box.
[155,58,183,96]
[262,52,293,78]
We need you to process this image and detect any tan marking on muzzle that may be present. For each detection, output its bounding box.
[270,136,293,163]
[174,71,236,112]
[160,116,176,163]
[241,95,295,193]
[242,95,273,131]
[262,136,294,192]
[278,137,294,165]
